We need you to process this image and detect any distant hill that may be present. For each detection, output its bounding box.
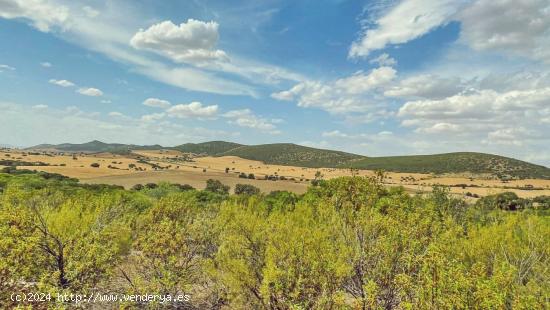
[173,141,243,156]
[219,143,364,168]
[26,140,550,179]
[342,152,550,180]
[29,140,161,154]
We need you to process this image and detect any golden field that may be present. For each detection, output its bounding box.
[2,149,550,198]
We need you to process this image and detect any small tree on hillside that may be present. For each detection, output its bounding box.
[205,179,230,195]
[235,184,260,195]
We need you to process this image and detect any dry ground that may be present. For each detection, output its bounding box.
[2,149,550,198]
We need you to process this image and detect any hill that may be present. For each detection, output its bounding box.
[342,152,550,179]
[29,140,161,154]
[26,141,550,179]
[173,141,243,156]
[220,143,364,168]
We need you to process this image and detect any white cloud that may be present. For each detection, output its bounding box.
[108,111,124,117]
[271,66,396,114]
[143,98,171,109]
[40,62,52,67]
[334,67,396,94]
[0,1,300,96]
[101,99,112,104]
[350,0,461,58]
[0,64,15,72]
[351,0,550,64]
[369,53,397,66]
[32,104,48,110]
[223,109,280,134]
[141,113,165,122]
[49,79,75,87]
[166,102,218,119]
[82,6,99,18]
[77,87,103,97]
[0,0,69,32]
[130,19,228,65]
[384,74,463,99]
[458,0,550,63]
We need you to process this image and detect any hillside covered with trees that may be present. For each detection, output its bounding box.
[1,169,548,309]
[27,140,550,179]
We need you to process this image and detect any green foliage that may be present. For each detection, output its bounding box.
[29,140,161,153]
[173,140,243,155]
[234,183,260,195]
[0,172,548,309]
[476,192,531,211]
[205,179,230,195]
[220,143,363,168]
[344,152,550,179]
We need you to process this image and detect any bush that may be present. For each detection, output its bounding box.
[248,173,255,179]
[234,183,260,195]
[205,179,230,195]
[145,183,158,189]
[476,192,529,211]
[174,184,195,191]
[238,172,248,179]
[90,163,100,168]
[132,184,144,191]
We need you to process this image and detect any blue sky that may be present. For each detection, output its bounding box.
[1,0,549,165]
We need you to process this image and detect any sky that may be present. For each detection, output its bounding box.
[0,0,549,166]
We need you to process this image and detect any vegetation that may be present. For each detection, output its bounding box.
[30,140,161,154]
[27,141,550,179]
[344,152,550,179]
[234,183,260,195]
[220,143,363,168]
[1,170,548,309]
[173,140,243,155]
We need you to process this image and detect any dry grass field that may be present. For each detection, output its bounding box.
[2,149,550,198]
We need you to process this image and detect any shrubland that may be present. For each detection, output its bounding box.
[0,170,548,309]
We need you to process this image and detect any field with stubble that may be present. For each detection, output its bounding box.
[2,148,550,198]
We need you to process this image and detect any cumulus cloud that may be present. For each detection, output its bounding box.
[350,0,461,58]
[49,79,75,87]
[77,87,103,96]
[334,67,396,94]
[223,109,280,134]
[130,19,228,65]
[369,53,397,66]
[384,74,464,99]
[397,87,550,149]
[40,62,52,67]
[458,0,550,63]
[0,0,69,32]
[271,66,396,114]
[142,98,171,109]
[351,0,550,64]
[166,102,218,119]
[141,113,165,122]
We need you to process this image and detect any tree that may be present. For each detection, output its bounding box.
[90,163,100,168]
[235,184,260,195]
[205,179,229,195]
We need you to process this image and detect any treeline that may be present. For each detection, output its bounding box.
[0,171,548,309]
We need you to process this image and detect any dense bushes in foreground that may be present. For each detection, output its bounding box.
[0,172,548,309]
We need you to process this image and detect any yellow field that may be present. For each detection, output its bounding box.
[2,149,550,198]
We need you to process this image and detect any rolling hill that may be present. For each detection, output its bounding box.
[173,141,243,156]
[341,152,550,180]
[29,140,161,154]
[26,140,550,179]
[219,143,364,168]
